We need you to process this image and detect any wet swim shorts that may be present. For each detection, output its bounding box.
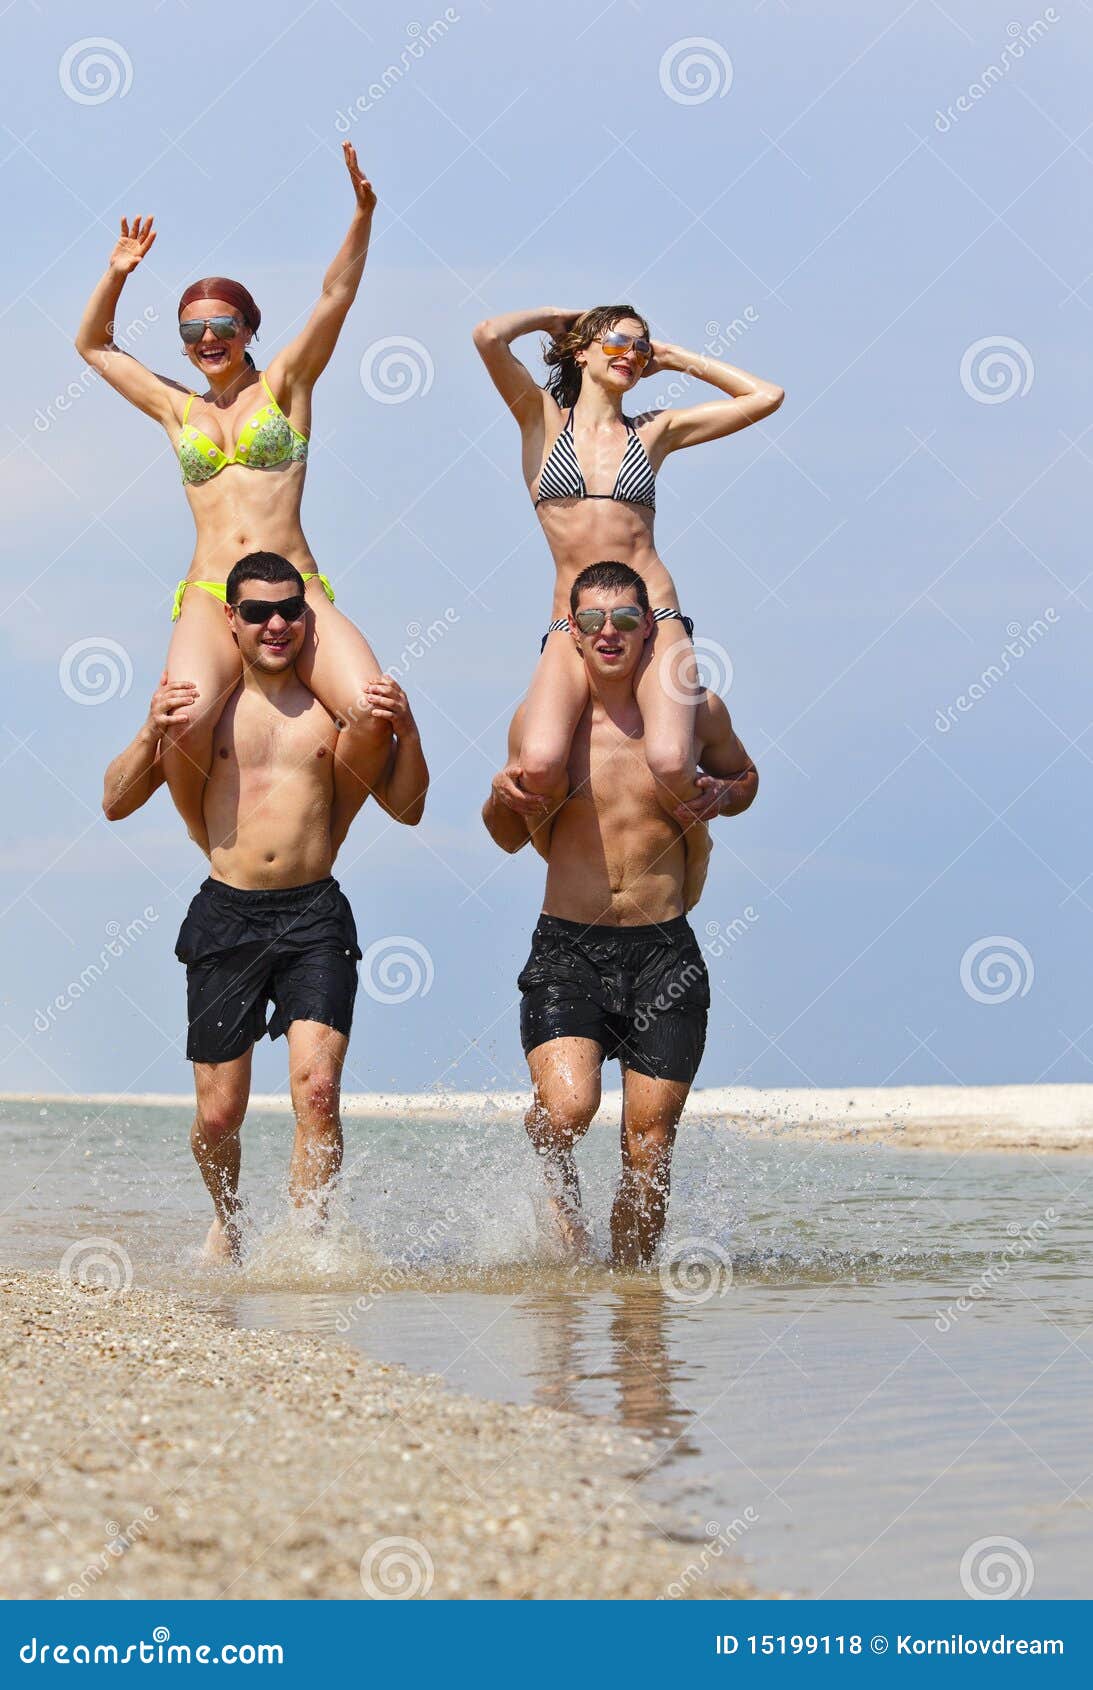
[175,876,362,1064]
[517,913,709,1084]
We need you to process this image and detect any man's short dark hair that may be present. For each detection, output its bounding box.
[569,560,650,615]
[225,551,305,605]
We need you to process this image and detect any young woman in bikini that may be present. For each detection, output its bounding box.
[472,305,783,817]
[75,143,390,843]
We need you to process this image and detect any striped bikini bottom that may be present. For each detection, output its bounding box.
[539,606,694,655]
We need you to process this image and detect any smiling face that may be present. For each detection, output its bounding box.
[576,314,650,395]
[569,585,653,685]
[180,296,253,382]
[225,579,307,673]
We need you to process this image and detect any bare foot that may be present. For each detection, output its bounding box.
[202,1216,241,1265]
[546,1199,594,1265]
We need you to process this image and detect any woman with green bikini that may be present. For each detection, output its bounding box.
[74,142,390,842]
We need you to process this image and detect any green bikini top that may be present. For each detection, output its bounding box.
[177,373,309,485]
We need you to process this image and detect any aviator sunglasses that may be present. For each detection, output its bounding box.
[599,330,652,363]
[179,315,242,344]
[234,595,307,626]
[573,605,645,635]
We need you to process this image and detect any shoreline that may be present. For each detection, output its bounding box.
[0,1270,756,1601]
[6,1082,1093,1153]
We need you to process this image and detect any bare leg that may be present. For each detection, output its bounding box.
[525,1037,603,1259]
[634,616,702,815]
[519,631,590,799]
[296,584,392,805]
[191,1048,253,1263]
[610,1066,691,1269]
[285,1019,348,1224]
[163,591,243,844]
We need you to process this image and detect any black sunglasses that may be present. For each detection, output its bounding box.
[233,595,307,625]
[179,315,241,344]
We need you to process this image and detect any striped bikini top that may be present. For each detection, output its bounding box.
[534,407,656,512]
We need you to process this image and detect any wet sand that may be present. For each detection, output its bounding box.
[8,1083,1092,1152]
[0,1270,755,1601]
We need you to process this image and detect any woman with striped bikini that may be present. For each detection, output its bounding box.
[473,304,783,823]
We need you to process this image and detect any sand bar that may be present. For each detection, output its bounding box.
[6,1083,1093,1152]
[0,1270,755,1601]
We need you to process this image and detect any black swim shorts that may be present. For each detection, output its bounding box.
[175,876,362,1064]
[518,913,709,1084]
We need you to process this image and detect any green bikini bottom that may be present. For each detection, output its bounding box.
[171,571,335,622]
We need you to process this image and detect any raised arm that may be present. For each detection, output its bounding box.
[267,143,376,396]
[330,678,427,852]
[102,674,198,821]
[673,693,758,826]
[649,339,784,454]
[472,307,578,423]
[74,216,182,425]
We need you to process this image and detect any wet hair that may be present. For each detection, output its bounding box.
[543,305,650,409]
[178,276,261,370]
[226,552,304,606]
[570,560,650,616]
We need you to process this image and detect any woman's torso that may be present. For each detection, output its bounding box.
[169,371,317,583]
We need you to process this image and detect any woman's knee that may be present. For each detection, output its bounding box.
[519,734,570,792]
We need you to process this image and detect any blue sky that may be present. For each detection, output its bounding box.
[0,0,1087,1098]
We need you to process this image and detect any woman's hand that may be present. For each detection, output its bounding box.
[342,141,377,214]
[109,215,156,276]
[545,307,582,338]
[644,338,682,380]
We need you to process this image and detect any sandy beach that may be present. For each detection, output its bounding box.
[8,1083,1093,1152]
[0,1270,755,1602]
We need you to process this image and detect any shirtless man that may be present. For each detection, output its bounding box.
[483,560,757,1267]
[103,551,428,1262]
